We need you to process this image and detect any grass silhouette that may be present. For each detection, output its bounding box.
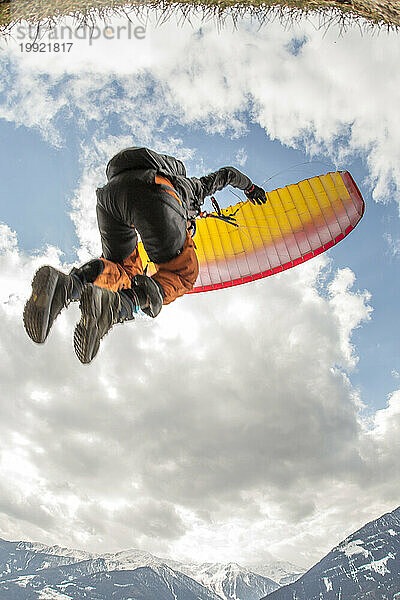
[0,0,399,33]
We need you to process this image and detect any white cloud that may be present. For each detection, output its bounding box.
[1,13,400,204]
[0,224,389,567]
[369,389,400,447]
[0,63,66,145]
[235,147,248,167]
[384,232,400,257]
[328,268,372,368]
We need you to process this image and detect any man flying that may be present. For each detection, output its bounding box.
[23,147,266,364]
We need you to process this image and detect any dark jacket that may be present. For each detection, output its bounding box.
[106,147,253,219]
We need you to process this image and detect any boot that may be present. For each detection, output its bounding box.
[23,260,103,344]
[130,274,164,318]
[73,284,137,364]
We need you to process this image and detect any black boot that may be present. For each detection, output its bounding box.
[130,274,164,318]
[23,260,103,344]
[73,284,137,364]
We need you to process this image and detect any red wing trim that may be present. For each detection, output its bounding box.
[342,171,366,218]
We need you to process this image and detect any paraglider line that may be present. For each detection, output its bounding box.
[262,160,334,186]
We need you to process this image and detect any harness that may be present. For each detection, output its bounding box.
[156,176,239,239]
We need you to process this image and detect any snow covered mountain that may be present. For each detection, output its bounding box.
[2,507,399,599]
[16,540,93,563]
[249,559,304,585]
[0,537,300,600]
[0,563,223,600]
[170,561,279,599]
[0,538,79,576]
[262,506,400,600]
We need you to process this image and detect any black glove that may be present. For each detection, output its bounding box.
[244,184,267,205]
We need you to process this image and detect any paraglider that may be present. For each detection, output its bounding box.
[23,147,364,364]
[181,170,364,292]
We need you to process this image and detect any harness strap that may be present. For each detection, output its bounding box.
[155,175,183,206]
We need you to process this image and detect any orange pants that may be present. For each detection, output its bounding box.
[92,233,199,306]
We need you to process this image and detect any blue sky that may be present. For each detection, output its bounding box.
[0,11,399,570]
[0,119,80,256]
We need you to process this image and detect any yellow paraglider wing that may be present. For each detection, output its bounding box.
[138,171,365,293]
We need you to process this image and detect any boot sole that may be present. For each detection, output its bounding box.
[23,266,60,344]
[74,285,101,364]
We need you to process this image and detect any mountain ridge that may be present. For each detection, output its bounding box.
[262,505,400,600]
[0,538,295,600]
[2,506,399,600]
